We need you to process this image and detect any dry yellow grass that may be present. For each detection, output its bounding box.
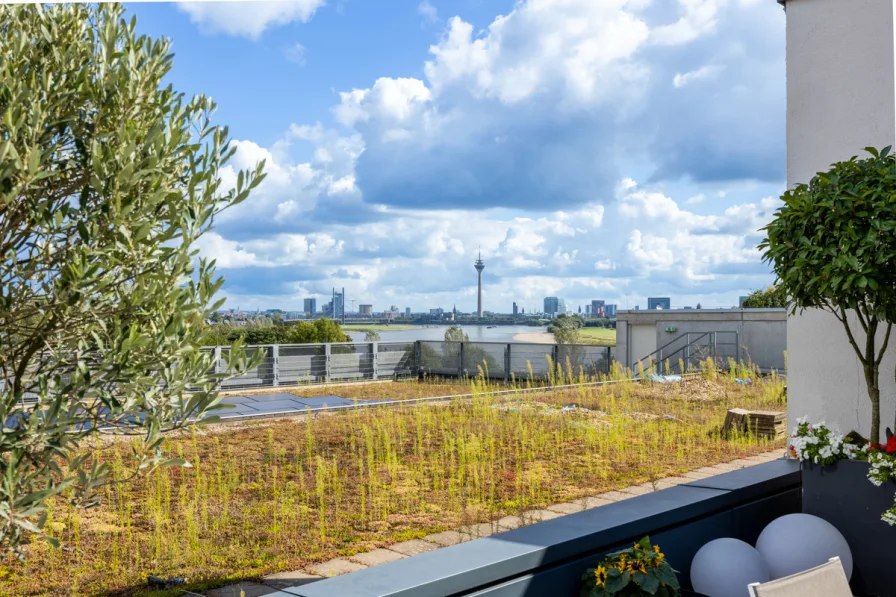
[1,366,786,597]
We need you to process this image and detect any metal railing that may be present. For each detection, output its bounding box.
[203,341,616,391]
[633,331,739,374]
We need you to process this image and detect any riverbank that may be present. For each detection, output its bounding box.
[512,331,556,344]
[512,328,616,345]
[340,324,421,332]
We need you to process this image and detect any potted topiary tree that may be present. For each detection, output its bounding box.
[760,147,896,596]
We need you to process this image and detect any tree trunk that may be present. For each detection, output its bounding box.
[849,313,882,444]
[869,381,881,445]
[864,358,880,444]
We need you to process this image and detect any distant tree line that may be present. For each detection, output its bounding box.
[201,318,350,346]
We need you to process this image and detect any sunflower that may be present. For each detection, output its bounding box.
[594,565,608,587]
[616,555,628,572]
[629,559,647,574]
[654,552,665,567]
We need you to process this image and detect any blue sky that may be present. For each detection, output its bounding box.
[126,0,786,313]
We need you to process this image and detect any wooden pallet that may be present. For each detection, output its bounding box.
[723,408,787,439]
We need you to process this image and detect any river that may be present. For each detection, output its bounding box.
[346,324,550,344]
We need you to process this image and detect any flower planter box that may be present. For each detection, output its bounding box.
[802,460,896,597]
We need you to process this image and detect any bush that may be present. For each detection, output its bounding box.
[201,318,351,346]
[741,285,788,308]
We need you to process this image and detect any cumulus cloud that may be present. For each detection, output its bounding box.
[177,0,325,39]
[324,0,784,212]
[199,0,786,310]
[650,0,723,46]
[673,64,724,87]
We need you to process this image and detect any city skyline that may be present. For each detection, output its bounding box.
[129,1,785,312]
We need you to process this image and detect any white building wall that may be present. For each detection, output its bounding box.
[616,310,786,373]
[630,323,658,368]
[784,0,896,441]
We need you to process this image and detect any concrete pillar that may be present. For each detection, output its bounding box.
[783,0,896,441]
[271,345,279,387]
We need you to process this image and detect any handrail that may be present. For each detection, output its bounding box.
[633,330,739,373]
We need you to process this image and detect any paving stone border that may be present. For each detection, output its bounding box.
[208,449,788,596]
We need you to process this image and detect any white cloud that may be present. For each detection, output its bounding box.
[199,0,785,310]
[422,5,650,105]
[177,0,325,39]
[418,0,438,23]
[285,42,307,65]
[197,233,259,268]
[334,78,432,128]
[650,0,723,46]
[673,64,725,88]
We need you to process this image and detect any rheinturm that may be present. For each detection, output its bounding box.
[474,250,485,318]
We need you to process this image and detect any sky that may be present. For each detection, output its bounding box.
[126,0,787,314]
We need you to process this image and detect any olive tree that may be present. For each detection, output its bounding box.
[760,147,896,442]
[0,4,264,552]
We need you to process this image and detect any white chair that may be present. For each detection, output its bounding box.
[747,557,852,597]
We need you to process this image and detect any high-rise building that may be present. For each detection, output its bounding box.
[648,297,671,310]
[739,296,748,308]
[475,251,485,318]
[544,297,566,316]
[303,297,317,314]
[513,302,518,316]
[605,304,617,318]
[591,299,605,317]
[405,307,411,317]
[324,291,344,320]
[359,304,373,316]
[430,307,445,316]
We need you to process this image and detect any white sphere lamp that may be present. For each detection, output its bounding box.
[690,538,771,597]
[755,513,853,580]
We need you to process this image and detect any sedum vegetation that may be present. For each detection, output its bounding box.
[3,365,786,596]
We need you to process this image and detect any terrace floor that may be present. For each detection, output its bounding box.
[206,448,789,597]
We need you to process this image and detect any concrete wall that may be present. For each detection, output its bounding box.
[783,0,896,441]
[785,0,895,186]
[616,309,787,373]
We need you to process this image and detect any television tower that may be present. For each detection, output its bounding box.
[475,249,485,318]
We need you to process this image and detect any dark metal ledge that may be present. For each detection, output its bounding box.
[286,460,800,597]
